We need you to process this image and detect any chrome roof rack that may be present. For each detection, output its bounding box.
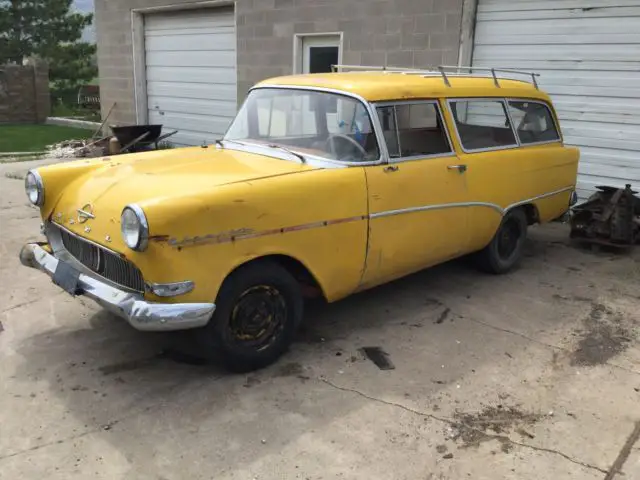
[331,64,541,89]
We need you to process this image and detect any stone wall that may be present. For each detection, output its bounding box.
[0,61,51,124]
[95,0,464,126]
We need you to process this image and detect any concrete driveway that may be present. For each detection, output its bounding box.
[1,158,639,480]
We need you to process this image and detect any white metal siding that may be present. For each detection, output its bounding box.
[144,9,237,146]
[473,0,640,198]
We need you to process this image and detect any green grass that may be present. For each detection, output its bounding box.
[0,124,94,153]
[51,102,101,122]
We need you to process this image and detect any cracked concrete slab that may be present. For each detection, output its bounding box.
[1,158,639,479]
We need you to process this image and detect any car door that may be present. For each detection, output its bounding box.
[359,100,470,289]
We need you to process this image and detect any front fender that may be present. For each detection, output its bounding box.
[137,167,369,304]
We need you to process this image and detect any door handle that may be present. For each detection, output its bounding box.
[447,164,467,173]
[384,165,399,173]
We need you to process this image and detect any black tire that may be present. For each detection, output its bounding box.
[476,208,528,274]
[197,260,303,372]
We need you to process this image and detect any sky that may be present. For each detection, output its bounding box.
[73,0,95,43]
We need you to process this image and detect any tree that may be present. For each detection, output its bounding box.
[0,0,97,89]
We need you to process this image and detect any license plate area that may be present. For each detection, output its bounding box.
[53,260,81,295]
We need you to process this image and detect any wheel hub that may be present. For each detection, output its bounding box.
[230,285,286,348]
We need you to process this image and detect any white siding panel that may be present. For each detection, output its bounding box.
[145,51,236,68]
[146,66,237,84]
[145,33,236,52]
[474,0,640,197]
[145,10,234,30]
[144,8,237,146]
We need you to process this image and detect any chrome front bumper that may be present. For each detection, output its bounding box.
[20,243,215,332]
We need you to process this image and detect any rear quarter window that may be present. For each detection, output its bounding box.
[507,100,561,144]
[449,99,518,151]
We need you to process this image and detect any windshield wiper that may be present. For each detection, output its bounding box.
[266,144,306,164]
[215,138,246,149]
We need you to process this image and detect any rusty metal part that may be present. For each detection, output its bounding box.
[570,184,640,248]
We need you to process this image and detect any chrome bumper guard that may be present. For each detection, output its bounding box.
[20,243,215,332]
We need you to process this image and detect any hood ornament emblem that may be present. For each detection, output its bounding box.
[77,203,95,224]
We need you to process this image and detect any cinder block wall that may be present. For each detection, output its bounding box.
[237,0,463,97]
[0,61,50,124]
[95,0,463,126]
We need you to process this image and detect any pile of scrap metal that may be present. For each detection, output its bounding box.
[570,184,640,248]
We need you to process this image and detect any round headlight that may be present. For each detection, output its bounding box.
[121,205,149,251]
[25,170,44,206]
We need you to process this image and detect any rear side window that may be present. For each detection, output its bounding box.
[376,103,452,158]
[450,99,517,151]
[507,100,560,144]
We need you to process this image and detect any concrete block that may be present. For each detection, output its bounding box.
[374,34,402,51]
[361,51,387,66]
[401,32,430,49]
[386,50,414,67]
[414,49,444,68]
[429,32,459,50]
[414,13,446,33]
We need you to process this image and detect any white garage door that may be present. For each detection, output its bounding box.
[473,0,640,198]
[144,8,237,146]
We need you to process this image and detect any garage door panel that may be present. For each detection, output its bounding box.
[555,109,640,126]
[560,121,640,141]
[580,162,640,182]
[563,135,640,152]
[538,85,639,100]
[476,33,640,46]
[474,44,640,62]
[146,66,237,84]
[149,111,232,137]
[145,26,235,37]
[483,60,640,73]
[478,6,640,21]
[148,96,237,118]
[147,81,237,101]
[579,146,640,165]
[145,10,234,30]
[146,51,236,68]
[475,17,640,36]
[478,0,640,11]
[144,9,237,145]
[145,33,236,52]
[532,71,640,87]
[474,0,640,197]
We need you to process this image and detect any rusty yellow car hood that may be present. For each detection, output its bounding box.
[49,146,315,249]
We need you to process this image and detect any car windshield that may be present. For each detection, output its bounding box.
[225,88,380,163]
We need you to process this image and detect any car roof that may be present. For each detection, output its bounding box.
[256,72,553,103]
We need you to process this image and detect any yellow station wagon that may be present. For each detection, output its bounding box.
[20,65,579,371]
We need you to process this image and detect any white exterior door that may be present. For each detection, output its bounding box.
[144,8,237,146]
[473,0,640,198]
[300,35,341,74]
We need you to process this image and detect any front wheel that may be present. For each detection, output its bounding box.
[196,261,303,372]
[476,208,528,274]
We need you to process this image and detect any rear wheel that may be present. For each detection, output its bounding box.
[476,208,528,274]
[197,261,303,372]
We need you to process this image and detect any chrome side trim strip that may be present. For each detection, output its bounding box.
[164,187,574,249]
[370,201,503,219]
[506,186,574,212]
[370,186,574,220]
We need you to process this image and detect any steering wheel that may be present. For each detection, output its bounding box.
[325,133,368,160]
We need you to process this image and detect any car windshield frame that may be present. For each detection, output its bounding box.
[224,85,386,166]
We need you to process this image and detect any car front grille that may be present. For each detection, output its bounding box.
[53,224,145,292]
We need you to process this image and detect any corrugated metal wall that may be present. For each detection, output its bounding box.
[472,0,640,198]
